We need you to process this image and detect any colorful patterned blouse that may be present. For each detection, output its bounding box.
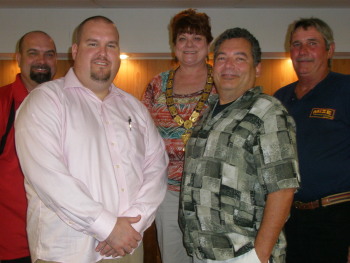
[142,69,216,192]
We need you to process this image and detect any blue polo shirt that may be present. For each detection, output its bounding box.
[274,72,350,202]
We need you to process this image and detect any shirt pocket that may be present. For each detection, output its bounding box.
[123,119,147,158]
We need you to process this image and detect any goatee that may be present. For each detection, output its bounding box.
[91,71,111,82]
[30,64,52,84]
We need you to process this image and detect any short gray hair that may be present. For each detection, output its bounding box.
[290,17,334,50]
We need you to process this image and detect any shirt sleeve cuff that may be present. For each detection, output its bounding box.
[87,210,117,241]
[120,206,150,235]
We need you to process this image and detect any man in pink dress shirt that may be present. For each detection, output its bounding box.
[15,16,168,263]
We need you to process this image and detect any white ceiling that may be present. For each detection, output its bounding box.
[0,0,349,8]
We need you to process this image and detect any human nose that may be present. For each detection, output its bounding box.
[98,45,108,56]
[36,53,46,64]
[185,39,194,47]
[298,43,309,55]
[224,57,236,68]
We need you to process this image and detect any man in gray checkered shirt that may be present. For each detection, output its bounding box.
[179,28,300,263]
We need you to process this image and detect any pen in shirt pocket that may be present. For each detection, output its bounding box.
[128,116,132,131]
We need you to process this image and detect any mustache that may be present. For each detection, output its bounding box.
[31,64,51,71]
[221,72,240,77]
[92,56,109,63]
[296,57,314,62]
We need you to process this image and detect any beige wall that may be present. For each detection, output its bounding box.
[0,8,349,55]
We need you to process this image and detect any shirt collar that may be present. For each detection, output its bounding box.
[12,73,29,103]
[63,67,125,100]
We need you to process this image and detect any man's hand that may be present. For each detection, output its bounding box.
[95,215,142,257]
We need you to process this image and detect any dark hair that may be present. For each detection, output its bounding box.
[74,16,115,44]
[17,31,56,53]
[170,9,213,45]
[289,17,334,50]
[213,27,261,66]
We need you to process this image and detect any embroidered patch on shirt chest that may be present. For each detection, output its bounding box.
[309,108,336,120]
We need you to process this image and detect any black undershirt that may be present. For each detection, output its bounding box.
[213,101,234,117]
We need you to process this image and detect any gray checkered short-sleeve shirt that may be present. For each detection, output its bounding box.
[179,87,300,262]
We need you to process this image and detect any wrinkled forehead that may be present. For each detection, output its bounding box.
[291,26,323,41]
[21,32,56,52]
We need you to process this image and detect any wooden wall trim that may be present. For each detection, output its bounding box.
[1,58,349,99]
[2,52,350,60]
[0,53,71,60]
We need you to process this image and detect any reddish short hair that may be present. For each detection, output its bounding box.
[170,9,213,45]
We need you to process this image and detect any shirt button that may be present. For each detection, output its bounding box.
[115,165,120,168]
[121,188,125,192]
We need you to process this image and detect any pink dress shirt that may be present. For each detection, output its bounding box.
[15,68,168,262]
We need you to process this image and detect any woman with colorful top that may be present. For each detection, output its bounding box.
[142,8,216,263]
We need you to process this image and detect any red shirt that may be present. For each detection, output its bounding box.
[0,74,30,260]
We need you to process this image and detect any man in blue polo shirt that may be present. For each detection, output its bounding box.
[274,18,350,263]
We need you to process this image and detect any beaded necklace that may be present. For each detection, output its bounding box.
[166,64,213,148]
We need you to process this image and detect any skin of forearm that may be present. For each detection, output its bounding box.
[254,188,295,263]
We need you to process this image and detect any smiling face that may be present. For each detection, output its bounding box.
[174,33,209,67]
[71,18,120,99]
[16,31,57,92]
[213,38,261,104]
[290,26,334,81]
